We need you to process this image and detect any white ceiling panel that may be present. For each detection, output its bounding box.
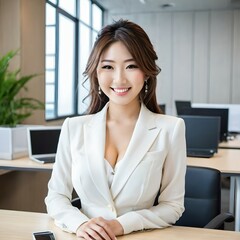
[97,0,240,14]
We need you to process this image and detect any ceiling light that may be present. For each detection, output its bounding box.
[139,0,146,4]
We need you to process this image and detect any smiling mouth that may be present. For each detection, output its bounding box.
[111,88,131,93]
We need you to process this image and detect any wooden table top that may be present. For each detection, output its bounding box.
[219,135,240,149]
[0,157,53,171]
[1,148,240,174]
[1,210,240,240]
[187,148,240,174]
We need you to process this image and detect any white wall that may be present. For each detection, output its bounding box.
[109,9,240,115]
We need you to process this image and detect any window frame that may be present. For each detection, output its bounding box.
[45,0,104,120]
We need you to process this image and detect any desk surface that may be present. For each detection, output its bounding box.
[0,157,53,171]
[1,149,240,174]
[219,135,240,149]
[187,148,240,174]
[1,210,240,240]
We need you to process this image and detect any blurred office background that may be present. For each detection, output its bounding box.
[0,0,239,126]
[0,1,239,227]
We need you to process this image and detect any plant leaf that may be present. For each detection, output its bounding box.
[0,50,44,127]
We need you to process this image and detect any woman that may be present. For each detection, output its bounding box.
[45,19,186,240]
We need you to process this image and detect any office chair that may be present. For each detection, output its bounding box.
[175,100,191,115]
[71,166,234,229]
[71,197,81,209]
[175,166,234,229]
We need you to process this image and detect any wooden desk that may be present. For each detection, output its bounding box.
[188,148,240,231]
[0,158,52,212]
[0,157,53,171]
[1,144,239,172]
[187,148,240,174]
[1,210,240,240]
[219,135,240,149]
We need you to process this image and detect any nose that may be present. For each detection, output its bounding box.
[113,68,127,84]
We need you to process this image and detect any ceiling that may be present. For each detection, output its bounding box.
[97,0,240,14]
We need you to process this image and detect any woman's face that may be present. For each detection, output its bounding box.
[97,41,145,107]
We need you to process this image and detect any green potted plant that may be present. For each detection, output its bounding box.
[0,50,44,160]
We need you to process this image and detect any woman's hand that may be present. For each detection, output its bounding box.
[76,217,123,239]
[106,219,124,236]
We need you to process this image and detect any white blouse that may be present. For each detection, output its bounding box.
[105,160,121,188]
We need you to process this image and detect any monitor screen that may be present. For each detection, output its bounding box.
[175,100,191,115]
[180,107,229,142]
[29,129,61,155]
[192,103,240,133]
[180,115,220,152]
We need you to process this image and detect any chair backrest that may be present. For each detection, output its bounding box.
[175,166,221,228]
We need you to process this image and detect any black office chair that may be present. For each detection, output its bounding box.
[175,166,234,229]
[71,197,81,209]
[175,100,191,115]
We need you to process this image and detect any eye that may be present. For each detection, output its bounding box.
[102,65,113,70]
[127,64,138,69]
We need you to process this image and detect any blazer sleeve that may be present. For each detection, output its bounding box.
[45,118,89,233]
[116,118,187,234]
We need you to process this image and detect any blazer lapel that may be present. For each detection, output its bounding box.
[84,104,114,204]
[111,104,161,199]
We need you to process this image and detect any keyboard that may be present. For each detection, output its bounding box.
[34,156,55,163]
[187,150,214,158]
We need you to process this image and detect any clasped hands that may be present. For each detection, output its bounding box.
[76,217,123,240]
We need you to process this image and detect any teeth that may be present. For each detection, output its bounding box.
[113,88,129,93]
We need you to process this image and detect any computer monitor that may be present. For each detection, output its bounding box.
[175,100,191,115]
[192,103,240,133]
[180,107,229,142]
[158,104,166,114]
[27,126,61,163]
[180,115,220,154]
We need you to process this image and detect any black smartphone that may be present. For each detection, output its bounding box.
[32,231,55,240]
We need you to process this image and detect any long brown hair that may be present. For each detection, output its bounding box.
[83,19,162,114]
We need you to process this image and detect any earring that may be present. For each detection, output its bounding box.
[98,86,101,95]
[145,80,148,94]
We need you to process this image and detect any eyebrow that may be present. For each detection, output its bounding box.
[101,58,135,63]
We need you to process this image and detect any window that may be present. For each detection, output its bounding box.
[45,0,103,120]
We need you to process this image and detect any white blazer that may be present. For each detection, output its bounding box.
[45,103,186,234]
